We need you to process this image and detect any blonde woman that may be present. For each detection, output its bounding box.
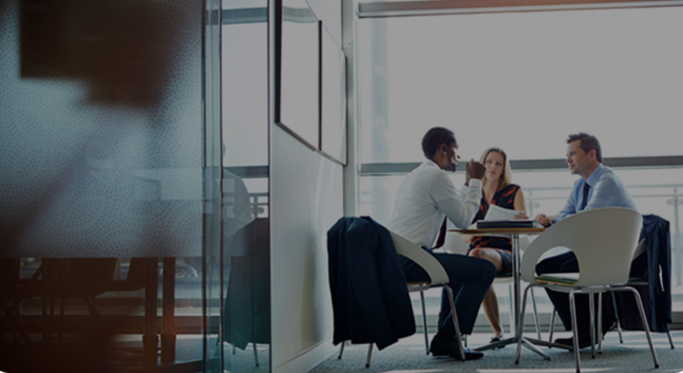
[467,147,527,344]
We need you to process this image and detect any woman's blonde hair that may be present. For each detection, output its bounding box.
[479,147,512,191]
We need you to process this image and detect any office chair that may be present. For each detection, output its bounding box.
[547,233,675,351]
[338,230,466,367]
[514,207,658,373]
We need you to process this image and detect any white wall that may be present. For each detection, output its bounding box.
[270,124,343,373]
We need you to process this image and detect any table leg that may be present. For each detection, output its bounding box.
[512,234,521,333]
[475,235,524,353]
[476,234,561,358]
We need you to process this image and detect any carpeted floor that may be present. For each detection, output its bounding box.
[311,331,683,372]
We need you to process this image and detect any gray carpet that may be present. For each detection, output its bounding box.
[311,331,683,372]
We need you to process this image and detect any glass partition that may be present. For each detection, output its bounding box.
[221,0,271,370]
[1,0,206,370]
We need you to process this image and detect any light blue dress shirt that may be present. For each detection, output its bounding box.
[554,163,637,223]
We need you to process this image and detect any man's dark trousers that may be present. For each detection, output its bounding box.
[536,252,617,339]
[401,252,496,339]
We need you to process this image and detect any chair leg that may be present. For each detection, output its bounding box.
[589,292,596,359]
[253,343,259,367]
[514,285,532,364]
[530,287,541,340]
[444,286,465,361]
[508,283,515,334]
[569,290,582,373]
[624,287,659,368]
[420,290,429,354]
[548,308,557,344]
[597,292,603,354]
[366,343,373,368]
[667,330,675,349]
[610,291,623,343]
[338,341,344,359]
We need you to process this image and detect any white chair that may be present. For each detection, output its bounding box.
[547,238,676,351]
[338,230,466,366]
[514,207,659,373]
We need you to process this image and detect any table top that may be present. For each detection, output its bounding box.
[449,227,546,235]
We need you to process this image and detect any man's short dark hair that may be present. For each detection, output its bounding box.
[567,132,602,162]
[422,127,456,158]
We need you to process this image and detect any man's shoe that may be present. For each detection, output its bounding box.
[429,335,484,361]
[555,319,617,349]
[454,348,485,361]
[429,334,456,356]
[554,334,593,349]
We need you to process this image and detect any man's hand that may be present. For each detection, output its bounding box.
[535,214,552,227]
[465,160,486,185]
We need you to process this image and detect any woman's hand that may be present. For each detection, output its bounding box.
[514,212,529,220]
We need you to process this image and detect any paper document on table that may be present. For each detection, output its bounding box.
[484,204,524,221]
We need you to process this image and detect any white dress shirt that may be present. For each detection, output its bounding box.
[388,160,482,249]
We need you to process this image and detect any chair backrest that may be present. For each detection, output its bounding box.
[632,238,646,260]
[519,235,532,252]
[389,231,449,286]
[521,207,642,287]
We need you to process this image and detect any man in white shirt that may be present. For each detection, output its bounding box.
[388,127,496,360]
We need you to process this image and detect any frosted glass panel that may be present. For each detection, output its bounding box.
[2,0,202,258]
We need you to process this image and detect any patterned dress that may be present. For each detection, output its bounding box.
[469,184,521,252]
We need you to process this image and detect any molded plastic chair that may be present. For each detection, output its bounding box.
[547,238,676,351]
[513,207,658,373]
[338,230,466,367]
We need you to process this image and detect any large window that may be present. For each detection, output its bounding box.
[358,7,683,163]
[356,6,683,327]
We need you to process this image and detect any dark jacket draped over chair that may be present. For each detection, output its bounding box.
[615,214,672,332]
[327,216,415,350]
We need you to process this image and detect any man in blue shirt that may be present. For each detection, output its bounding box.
[534,133,637,349]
